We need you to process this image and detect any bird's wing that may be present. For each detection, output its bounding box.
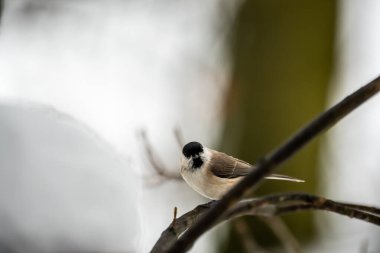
[208,151,252,179]
[209,151,304,182]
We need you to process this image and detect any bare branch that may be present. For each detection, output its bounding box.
[234,215,301,253]
[174,126,185,148]
[227,194,380,224]
[151,192,380,252]
[151,201,215,253]
[233,219,270,253]
[166,76,380,253]
[140,130,182,182]
[339,203,380,215]
[260,216,301,253]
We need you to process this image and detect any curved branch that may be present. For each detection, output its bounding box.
[151,201,215,253]
[151,192,380,252]
[140,130,182,182]
[166,76,380,253]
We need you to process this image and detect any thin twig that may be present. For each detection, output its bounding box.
[171,207,178,227]
[234,215,298,253]
[166,76,380,253]
[227,194,380,225]
[174,126,186,148]
[340,203,380,215]
[233,219,269,253]
[260,216,302,253]
[140,130,182,182]
[151,192,380,252]
[151,201,215,253]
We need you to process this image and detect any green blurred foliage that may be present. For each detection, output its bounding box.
[220,0,336,251]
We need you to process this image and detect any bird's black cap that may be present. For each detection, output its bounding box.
[182,141,204,158]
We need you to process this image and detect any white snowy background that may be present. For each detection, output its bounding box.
[0,0,379,252]
[0,0,238,252]
[315,1,380,252]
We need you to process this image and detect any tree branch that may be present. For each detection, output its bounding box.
[233,219,270,253]
[165,75,380,252]
[151,192,380,252]
[151,201,215,253]
[140,130,182,184]
[259,216,301,253]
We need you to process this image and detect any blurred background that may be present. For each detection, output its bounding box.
[0,0,379,252]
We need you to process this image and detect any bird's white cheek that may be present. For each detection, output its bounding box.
[180,156,189,169]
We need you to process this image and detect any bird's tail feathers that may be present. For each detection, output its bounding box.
[265,173,305,183]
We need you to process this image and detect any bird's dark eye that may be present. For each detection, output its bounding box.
[182,141,204,158]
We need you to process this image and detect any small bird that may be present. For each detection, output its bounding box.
[180,141,304,200]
